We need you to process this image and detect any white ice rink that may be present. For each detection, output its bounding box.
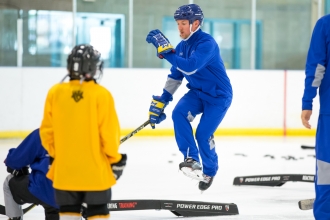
[0,136,316,220]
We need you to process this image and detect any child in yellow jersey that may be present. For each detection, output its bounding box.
[40,44,127,220]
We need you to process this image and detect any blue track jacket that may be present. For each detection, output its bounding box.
[5,129,57,208]
[161,29,232,103]
[302,14,330,113]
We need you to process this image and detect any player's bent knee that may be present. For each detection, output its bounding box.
[171,107,180,121]
[172,108,192,122]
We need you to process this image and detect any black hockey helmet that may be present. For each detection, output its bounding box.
[66,44,103,81]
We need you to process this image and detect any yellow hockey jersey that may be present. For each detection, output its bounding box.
[40,80,121,191]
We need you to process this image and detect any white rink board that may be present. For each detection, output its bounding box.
[0,68,318,131]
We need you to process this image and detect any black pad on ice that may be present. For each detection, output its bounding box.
[301,145,315,149]
[108,200,239,216]
[233,174,315,187]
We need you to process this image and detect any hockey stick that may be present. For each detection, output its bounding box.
[0,203,36,215]
[233,174,315,187]
[298,198,314,210]
[22,203,37,213]
[120,120,150,144]
[301,145,315,150]
[107,199,239,216]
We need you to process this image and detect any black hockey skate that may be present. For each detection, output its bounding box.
[9,217,22,220]
[179,158,204,181]
[199,174,214,191]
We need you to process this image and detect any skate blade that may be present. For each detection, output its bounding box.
[180,167,204,181]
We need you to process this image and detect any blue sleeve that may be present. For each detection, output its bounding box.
[5,129,43,170]
[160,66,184,102]
[161,89,173,102]
[302,18,327,110]
[162,39,216,74]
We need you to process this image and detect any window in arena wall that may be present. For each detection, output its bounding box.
[162,17,262,70]
[25,10,124,67]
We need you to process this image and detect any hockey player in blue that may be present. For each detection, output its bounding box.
[3,129,59,220]
[146,4,232,191]
[301,14,330,220]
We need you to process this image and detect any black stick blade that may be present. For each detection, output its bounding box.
[161,200,239,216]
[233,174,315,186]
[108,199,239,216]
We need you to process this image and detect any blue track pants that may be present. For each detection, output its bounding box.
[172,90,231,177]
[314,114,330,220]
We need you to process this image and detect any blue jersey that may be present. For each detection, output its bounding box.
[161,29,232,104]
[5,129,57,208]
[302,14,330,114]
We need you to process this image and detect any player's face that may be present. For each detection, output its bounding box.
[176,20,190,39]
[176,20,200,39]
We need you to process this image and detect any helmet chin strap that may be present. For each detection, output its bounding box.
[60,73,69,83]
[183,24,200,41]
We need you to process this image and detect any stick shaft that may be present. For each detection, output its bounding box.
[120,120,150,144]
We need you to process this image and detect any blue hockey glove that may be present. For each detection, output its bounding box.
[111,154,127,180]
[149,95,168,129]
[146,29,175,59]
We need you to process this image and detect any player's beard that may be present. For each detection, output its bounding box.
[180,32,188,39]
